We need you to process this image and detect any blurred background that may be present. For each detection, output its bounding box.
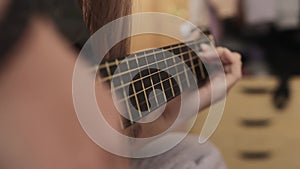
[51,0,299,168]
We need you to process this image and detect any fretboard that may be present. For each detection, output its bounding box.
[98,38,212,128]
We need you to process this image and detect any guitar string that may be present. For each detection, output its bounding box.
[119,65,199,121]
[110,53,202,120]
[117,60,202,104]
[107,48,201,113]
[99,40,203,82]
[110,48,203,92]
[99,39,212,120]
[97,38,206,70]
[110,49,205,119]
[119,44,213,119]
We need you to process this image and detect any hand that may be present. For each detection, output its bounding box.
[198,45,243,110]
[128,46,242,138]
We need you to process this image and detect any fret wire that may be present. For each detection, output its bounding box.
[164,55,176,98]
[179,45,191,88]
[105,62,112,77]
[193,43,206,79]
[188,49,197,77]
[134,54,144,117]
[171,49,183,91]
[153,49,168,103]
[117,61,203,104]
[119,62,201,107]
[103,49,193,84]
[120,76,134,124]
[139,58,151,112]
[116,59,120,65]
[173,58,182,90]
[163,46,182,94]
[145,50,160,109]
[126,57,143,118]
[98,38,206,70]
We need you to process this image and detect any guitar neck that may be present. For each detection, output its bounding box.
[99,38,211,128]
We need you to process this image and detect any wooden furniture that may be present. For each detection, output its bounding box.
[191,77,300,169]
[131,0,189,53]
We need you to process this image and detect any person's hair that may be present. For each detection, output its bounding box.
[80,0,142,137]
[79,0,132,59]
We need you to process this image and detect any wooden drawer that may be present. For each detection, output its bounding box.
[191,77,300,169]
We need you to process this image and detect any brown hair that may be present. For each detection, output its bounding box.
[80,0,141,137]
[80,0,132,59]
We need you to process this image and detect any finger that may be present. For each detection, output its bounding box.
[226,56,242,87]
[198,52,219,64]
[201,43,213,52]
[217,47,234,64]
[223,65,231,73]
[220,51,242,90]
[199,44,221,64]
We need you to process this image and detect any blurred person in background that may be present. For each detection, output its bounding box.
[0,0,129,168]
[241,0,300,109]
[194,0,300,109]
